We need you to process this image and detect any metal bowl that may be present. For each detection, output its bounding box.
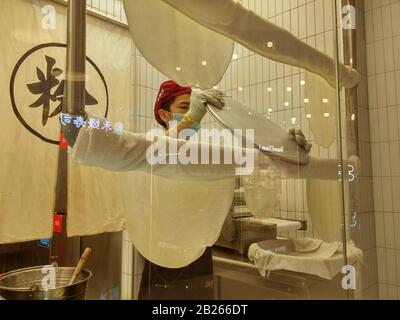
[0,266,92,300]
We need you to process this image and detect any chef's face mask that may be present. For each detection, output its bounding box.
[167,112,201,140]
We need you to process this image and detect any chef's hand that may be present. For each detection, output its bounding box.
[184,88,225,124]
[288,128,312,154]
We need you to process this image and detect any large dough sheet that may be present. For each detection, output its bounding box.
[120,172,235,268]
[305,72,338,148]
[123,0,234,89]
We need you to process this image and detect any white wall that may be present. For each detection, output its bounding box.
[365,0,400,300]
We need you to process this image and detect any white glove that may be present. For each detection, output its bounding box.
[184,88,225,123]
[288,128,312,153]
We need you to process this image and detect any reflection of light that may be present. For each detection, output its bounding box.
[304,98,309,103]
[202,61,208,66]
[248,112,252,115]
[176,66,181,71]
[322,98,329,103]
[267,42,274,48]
[268,108,273,112]
[306,113,312,119]
[324,113,330,118]
[238,86,243,91]
[232,53,238,60]
[213,86,218,89]
[285,102,290,107]
[291,117,296,124]
[351,114,356,121]
[268,87,273,92]
[287,87,292,92]
[300,80,306,86]
[65,72,90,81]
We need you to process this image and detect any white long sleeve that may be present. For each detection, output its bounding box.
[71,127,259,181]
[71,125,357,181]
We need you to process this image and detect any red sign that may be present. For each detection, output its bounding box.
[60,132,68,150]
[53,214,63,233]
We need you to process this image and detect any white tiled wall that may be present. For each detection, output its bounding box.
[364,0,400,300]
[86,0,127,23]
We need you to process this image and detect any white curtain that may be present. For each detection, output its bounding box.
[0,0,63,243]
[67,6,134,237]
[0,0,134,242]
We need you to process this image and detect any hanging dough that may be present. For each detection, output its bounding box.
[122,0,234,89]
[307,179,349,243]
[161,0,359,89]
[305,71,338,148]
[120,172,235,268]
[243,167,281,219]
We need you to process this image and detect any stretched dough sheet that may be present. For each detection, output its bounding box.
[162,0,359,89]
[120,171,235,268]
[207,98,309,165]
[305,72,337,148]
[307,180,349,243]
[122,0,234,89]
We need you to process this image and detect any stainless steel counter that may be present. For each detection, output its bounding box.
[211,246,348,300]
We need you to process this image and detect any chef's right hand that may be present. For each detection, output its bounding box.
[184,88,225,124]
[288,128,312,153]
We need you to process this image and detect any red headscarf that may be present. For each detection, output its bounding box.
[154,80,192,127]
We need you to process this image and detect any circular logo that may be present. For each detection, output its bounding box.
[10,43,109,145]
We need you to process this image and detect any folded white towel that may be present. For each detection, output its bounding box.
[248,239,362,280]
